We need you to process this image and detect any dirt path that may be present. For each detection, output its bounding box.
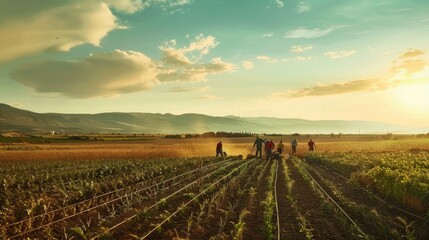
[276,159,305,240]
[287,158,350,240]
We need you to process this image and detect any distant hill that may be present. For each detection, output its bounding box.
[0,103,423,134]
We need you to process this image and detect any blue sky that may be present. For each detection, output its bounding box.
[1,0,429,127]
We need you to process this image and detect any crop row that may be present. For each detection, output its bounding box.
[305,151,429,215]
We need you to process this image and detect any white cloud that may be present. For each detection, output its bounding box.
[296,1,311,13]
[275,0,284,8]
[324,50,356,59]
[168,0,192,7]
[12,50,159,98]
[399,49,425,58]
[167,86,210,92]
[261,33,274,38]
[256,56,278,63]
[157,36,234,83]
[296,56,312,61]
[0,0,128,62]
[0,0,195,62]
[199,95,220,100]
[290,45,313,53]
[242,61,255,70]
[104,0,146,13]
[274,49,429,98]
[158,57,235,82]
[160,34,218,65]
[12,35,235,98]
[274,78,379,98]
[285,26,344,39]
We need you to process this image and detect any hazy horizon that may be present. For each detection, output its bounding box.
[1,0,429,128]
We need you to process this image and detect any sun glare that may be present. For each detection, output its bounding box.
[392,83,429,110]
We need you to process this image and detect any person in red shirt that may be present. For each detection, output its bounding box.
[308,139,316,152]
[266,140,275,160]
[216,141,224,158]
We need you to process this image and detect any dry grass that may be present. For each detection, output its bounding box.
[1,137,428,161]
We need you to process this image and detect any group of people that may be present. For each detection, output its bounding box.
[216,136,316,159]
[254,136,316,160]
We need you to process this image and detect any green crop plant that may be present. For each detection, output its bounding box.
[297,215,314,240]
[232,209,249,240]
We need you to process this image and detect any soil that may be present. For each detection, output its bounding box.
[242,159,274,240]
[276,159,305,240]
[305,161,429,240]
[287,158,350,240]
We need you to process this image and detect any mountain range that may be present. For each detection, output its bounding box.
[0,103,424,134]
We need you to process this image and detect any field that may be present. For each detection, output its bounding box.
[1,136,429,239]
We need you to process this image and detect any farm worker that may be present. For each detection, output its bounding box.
[253,136,265,159]
[291,138,298,155]
[277,140,285,154]
[216,141,224,158]
[308,139,316,152]
[266,140,275,160]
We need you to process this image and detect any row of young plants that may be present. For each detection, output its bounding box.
[291,157,365,240]
[0,156,238,239]
[305,152,429,215]
[280,159,313,239]
[162,158,263,240]
[5,159,241,239]
[301,161,411,239]
[94,158,259,239]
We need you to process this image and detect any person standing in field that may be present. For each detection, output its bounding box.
[266,140,275,160]
[216,141,224,158]
[277,140,285,154]
[291,138,298,155]
[253,136,265,159]
[308,139,316,152]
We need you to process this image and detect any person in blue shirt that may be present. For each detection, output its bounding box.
[253,136,265,159]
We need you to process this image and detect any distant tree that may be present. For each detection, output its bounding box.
[202,132,216,138]
[164,134,182,139]
[292,133,300,136]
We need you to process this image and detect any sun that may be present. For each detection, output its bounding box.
[392,83,429,110]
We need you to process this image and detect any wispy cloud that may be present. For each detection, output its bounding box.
[296,1,311,13]
[167,86,210,92]
[285,26,344,39]
[290,45,313,53]
[256,56,278,63]
[261,33,274,38]
[275,0,284,8]
[274,78,381,98]
[12,35,235,98]
[199,95,220,100]
[160,34,218,65]
[324,50,356,59]
[386,8,414,13]
[274,49,429,98]
[399,49,425,58]
[295,56,312,61]
[104,0,147,13]
[143,0,193,11]
[168,0,192,7]
[242,61,255,70]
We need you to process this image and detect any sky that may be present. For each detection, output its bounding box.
[1,0,429,128]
